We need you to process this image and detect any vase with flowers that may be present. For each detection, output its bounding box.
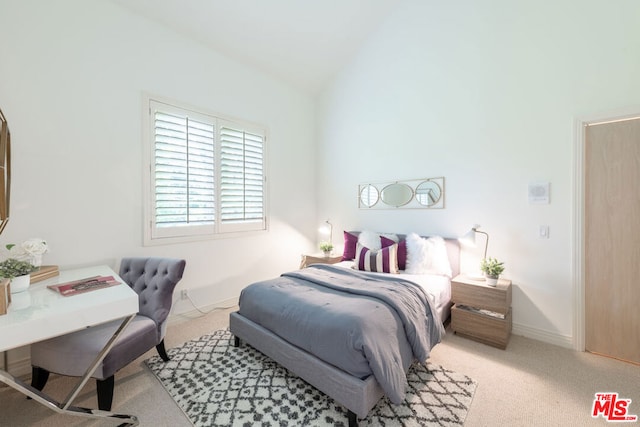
[0,258,38,293]
[6,238,49,267]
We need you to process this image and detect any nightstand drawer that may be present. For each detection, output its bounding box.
[451,304,512,349]
[451,277,512,314]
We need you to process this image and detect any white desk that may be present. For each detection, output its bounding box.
[0,265,140,426]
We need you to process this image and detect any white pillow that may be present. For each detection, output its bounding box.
[358,230,382,251]
[357,231,398,251]
[405,233,452,277]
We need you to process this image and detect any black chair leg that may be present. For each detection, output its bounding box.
[30,366,50,391]
[96,376,114,411]
[347,410,358,427]
[156,340,170,362]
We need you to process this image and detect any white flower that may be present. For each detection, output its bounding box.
[21,238,49,256]
[5,238,49,260]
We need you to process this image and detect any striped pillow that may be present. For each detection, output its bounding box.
[381,235,407,270]
[355,242,399,274]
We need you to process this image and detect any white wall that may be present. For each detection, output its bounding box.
[2,0,638,370]
[316,0,640,347]
[0,0,317,320]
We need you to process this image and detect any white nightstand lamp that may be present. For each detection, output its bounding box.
[459,224,490,279]
[318,219,333,255]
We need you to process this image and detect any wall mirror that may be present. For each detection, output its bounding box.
[358,177,444,209]
[359,184,379,208]
[381,182,413,207]
[0,108,10,234]
[415,180,442,207]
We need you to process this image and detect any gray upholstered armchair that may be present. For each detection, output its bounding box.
[30,257,186,410]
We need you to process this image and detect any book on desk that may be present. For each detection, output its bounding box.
[47,275,120,296]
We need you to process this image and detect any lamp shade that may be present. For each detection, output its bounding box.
[460,228,477,245]
[459,224,489,259]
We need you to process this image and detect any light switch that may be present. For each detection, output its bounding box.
[539,225,550,239]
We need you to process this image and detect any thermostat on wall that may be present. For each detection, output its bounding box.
[528,182,550,204]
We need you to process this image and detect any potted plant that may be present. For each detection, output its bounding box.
[0,258,38,294]
[319,242,334,257]
[480,257,505,287]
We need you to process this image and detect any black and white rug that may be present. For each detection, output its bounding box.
[145,330,476,426]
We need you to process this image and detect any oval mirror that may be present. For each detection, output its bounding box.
[415,180,441,206]
[381,183,413,207]
[359,184,379,208]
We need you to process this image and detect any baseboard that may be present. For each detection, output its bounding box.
[168,296,239,326]
[512,322,573,349]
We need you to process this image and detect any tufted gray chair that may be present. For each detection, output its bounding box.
[30,257,186,411]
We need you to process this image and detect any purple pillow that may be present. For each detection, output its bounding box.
[381,236,406,270]
[341,231,359,261]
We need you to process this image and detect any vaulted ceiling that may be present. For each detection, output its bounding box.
[110,0,402,94]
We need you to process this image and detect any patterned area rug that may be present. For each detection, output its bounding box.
[145,330,476,426]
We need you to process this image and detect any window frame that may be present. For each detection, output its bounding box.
[142,94,268,246]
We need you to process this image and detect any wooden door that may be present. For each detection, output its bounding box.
[585,118,640,364]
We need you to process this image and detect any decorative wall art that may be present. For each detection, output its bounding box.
[358,177,445,209]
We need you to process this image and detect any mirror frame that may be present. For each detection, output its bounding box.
[380,182,414,207]
[359,184,380,208]
[415,179,442,207]
[0,108,10,234]
[358,177,444,209]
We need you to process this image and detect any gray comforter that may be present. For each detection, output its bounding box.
[238,264,444,404]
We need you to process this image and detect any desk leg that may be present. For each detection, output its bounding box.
[0,314,139,426]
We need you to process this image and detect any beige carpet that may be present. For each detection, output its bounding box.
[1,306,638,426]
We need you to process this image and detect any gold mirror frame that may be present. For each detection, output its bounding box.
[0,108,11,234]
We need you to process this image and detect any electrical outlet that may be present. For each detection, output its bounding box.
[180,289,188,300]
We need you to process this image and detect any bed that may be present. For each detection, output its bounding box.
[229,231,460,426]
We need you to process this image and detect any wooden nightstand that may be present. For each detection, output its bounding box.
[451,274,512,349]
[299,253,342,269]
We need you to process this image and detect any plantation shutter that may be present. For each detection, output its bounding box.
[145,97,267,244]
[219,123,265,232]
[152,104,215,238]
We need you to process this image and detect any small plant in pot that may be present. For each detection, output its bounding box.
[319,242,334,256]
[0,258,38,294]
[480,257,505,287]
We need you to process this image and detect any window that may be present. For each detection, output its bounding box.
[143,96,267,245]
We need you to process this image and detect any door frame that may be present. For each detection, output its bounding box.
[572,108,640,351]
